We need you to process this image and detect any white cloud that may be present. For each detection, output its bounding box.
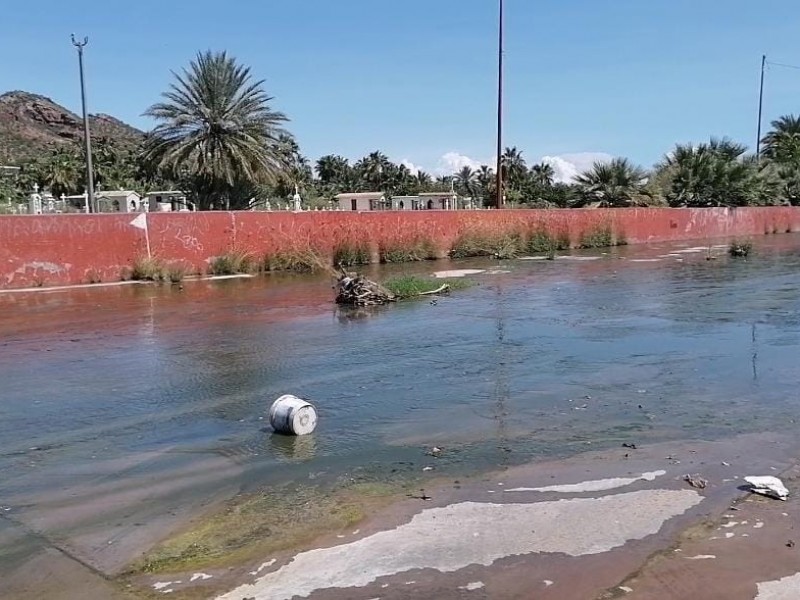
[540,152,614,183]
[398,150,615,182]
[399,159,421,176]
[435,152,486,176]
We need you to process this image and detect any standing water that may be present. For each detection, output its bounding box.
[0,236,799,578]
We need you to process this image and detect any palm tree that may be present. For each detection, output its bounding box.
[530,162,555,187]
[143,50,288,209]
[416,170,432,190]
[657,138,766,207]
[315,155,351,186]
[501,147,527,188]
[454,166,476,197]
[42,146,81,197]
[475,165,495,207]
[575,157,648,207]
[761,115,800,162]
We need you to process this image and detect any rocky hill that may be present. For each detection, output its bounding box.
[0,91,145,165]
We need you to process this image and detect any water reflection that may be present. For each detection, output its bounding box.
[269,433,318,462]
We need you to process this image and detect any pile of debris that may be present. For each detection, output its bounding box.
[335,270,397,307]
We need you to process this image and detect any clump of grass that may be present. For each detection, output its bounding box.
[380,239,437,263]
[729,239,753,257]
[527,229,556,254]
[384,275,472,299]
[555,231,572,250]
[579,226,615,249]
[264,248,327,273]
[209,250,255,275]
[85,270,102,284]
[131,256,165,281]
[451,231,524,259]
[165,262,189,283]
[333,242,371,267]
[526,229,571,254]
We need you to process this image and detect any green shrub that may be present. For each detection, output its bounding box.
[209,250,255,275]
[131,256,165,281]
[166,262,189,283]
[579,226,615,249]
[527,229,556,253]
[264,249,327,273]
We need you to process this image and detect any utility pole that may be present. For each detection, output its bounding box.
[71,34,95,213]
[495,0,504,209]
[756,54,766,161]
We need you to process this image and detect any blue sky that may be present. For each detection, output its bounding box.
[3,0,800,179]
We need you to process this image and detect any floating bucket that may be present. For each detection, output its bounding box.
[269,395,318,436]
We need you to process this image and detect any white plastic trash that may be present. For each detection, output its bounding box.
[269,395,318,436]
[744,476,789,501]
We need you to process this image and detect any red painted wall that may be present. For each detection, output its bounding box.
[1,207,799,289]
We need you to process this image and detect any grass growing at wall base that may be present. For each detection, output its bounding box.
[527,229,572,254]
[264,248,328,273]
[333,243,371,267]
[131,256,165,281]
[450,232,524,259]
[380,239,438,263]
[130,257,189,283]
[578,226,626,249]
[209,251,255,275]
[166,263,189,283]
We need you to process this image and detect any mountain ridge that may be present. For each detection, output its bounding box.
[0,90,145,165]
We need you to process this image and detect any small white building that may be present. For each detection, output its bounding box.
[96,190,142,213]
[334,192,388,211]
[389,192,460,210]
[418,192,459,210]
[391,195,420,210]
[143,190,194,212]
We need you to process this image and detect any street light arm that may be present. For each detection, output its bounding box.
[70,34,89,48]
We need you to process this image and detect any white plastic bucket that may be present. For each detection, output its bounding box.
[269,395,318,436]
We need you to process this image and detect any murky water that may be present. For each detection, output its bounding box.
[1,236,799,568]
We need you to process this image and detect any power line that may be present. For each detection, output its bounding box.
[766,60,800,71]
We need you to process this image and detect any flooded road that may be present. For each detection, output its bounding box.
[1,236,799,593]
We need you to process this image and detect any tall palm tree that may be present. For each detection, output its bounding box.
[501,146,526,178]
[761,114,800,162]
[143,50,288,208]
[575,157,648,207]
[454,166,476,197]
[530,162,555,187]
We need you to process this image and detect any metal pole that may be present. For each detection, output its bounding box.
[495,0,504,209]
[71,34,95,213]
[756,54,766,161]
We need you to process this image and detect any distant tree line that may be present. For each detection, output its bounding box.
[3,51,800,211]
